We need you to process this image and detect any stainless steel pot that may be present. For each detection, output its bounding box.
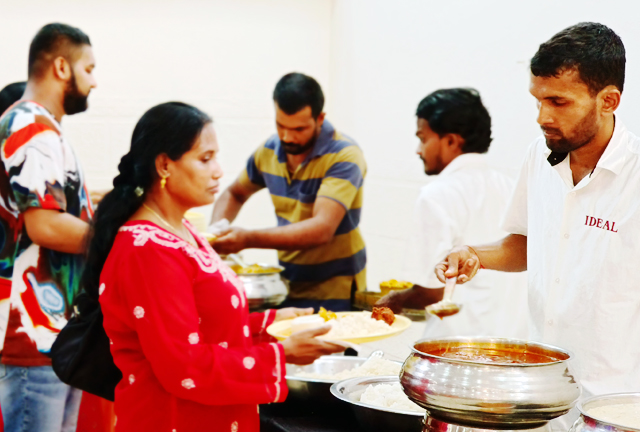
[401,337,580,430]
[570,393,640,432]
[228,263,288,310]
[331,376,425,432]
[286,355,402,405]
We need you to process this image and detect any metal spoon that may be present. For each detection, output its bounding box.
[367,350,384,360]
[228,253,249,268]
[425,277,462,319]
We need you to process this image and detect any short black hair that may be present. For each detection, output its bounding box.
[273,73,324,118]
[416,88,492,154]
[0,82,26,116]
[28,23,91,79]
[531,22,625,95]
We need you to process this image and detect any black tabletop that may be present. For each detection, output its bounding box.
[260,399,364,432]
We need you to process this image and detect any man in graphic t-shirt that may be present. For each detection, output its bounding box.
[0,23,97,432]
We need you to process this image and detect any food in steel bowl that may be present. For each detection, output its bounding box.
[361,382,425,413]
[227,263,288,310]
[588,404,640,429]
[379,279,413,296]
[285,355,402,406]
[230,263,283,275]
[293,357,401,381]
[401,337,580,429]
[570,393,640,432]
[331,376,424,432]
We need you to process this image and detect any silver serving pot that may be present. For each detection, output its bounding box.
[401,337,580,430]
[570,393,640,432]
[228,263,288,311]
[331,376,425,432]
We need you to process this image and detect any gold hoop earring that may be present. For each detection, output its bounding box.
[160,177,167,189]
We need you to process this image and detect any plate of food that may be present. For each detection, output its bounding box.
[267,307,412,344]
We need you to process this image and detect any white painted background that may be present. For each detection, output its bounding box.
[1,0,639,290]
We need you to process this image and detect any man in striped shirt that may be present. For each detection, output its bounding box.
[212,73,366,311]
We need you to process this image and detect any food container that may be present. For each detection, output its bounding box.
[331,376,425,432]
[286,355,403,405]
[228,263,288,311]
[379,280,414,296]
[570,393,640,432]
[401,337,580,430]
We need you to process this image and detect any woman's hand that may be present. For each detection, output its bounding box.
[281,325,345,365]
[274,307,314,322]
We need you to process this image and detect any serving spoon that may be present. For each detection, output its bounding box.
[228,253,249,268]
[425,277,462,319]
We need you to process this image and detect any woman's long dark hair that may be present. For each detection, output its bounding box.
[82,102,212,299]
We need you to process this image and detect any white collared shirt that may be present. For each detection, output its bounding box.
[402,153,529,339]
[503,119,640,402]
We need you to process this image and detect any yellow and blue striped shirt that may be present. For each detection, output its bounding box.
[238,120,367,300]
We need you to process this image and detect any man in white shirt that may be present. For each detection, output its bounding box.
[376,88,528,339]
[437,23,638,428]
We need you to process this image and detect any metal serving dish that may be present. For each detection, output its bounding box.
[228,263,288,311]
[570,393,640,432]
[285,355,401,405]
[330,376,424,432]
[401,337,580,430]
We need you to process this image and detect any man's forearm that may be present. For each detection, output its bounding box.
[246,219,333,251]
[211,189,244,224]
[25,211,90,254]
[472,234,527,272]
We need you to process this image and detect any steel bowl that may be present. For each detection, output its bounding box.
[401,337,580,430]
[229,263,288,311]
[570,393,640,432]
[330,375,425,432]
[285,355,402,405]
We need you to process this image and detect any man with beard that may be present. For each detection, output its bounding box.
[212,73,367,311]
[375,88,528,340]
[436,23,637,429]
[0,23,96,431]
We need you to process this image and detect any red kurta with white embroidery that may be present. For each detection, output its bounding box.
[99,220,288,431]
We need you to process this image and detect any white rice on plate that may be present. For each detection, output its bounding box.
[360,382,425,413]
[322,312,392,339]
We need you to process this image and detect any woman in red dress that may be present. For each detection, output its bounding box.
[81,102,344,431]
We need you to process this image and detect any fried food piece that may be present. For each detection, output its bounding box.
[318,307,337,322]
[372,306,395,325]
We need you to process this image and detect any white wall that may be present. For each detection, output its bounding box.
[329,0,640,289]
[0,0,334,264]
[2,1,640,290]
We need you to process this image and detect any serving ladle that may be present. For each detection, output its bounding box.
[228,253,249,268]
[425,277,462,319]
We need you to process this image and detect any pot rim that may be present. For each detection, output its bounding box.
[410,336,574,367]
[576,392,640,432]
[330,375,426,417]
[233,263,284,276]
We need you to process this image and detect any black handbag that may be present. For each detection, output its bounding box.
[50,291,122,401]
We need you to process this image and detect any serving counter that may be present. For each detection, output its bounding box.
[260,322,426,432]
